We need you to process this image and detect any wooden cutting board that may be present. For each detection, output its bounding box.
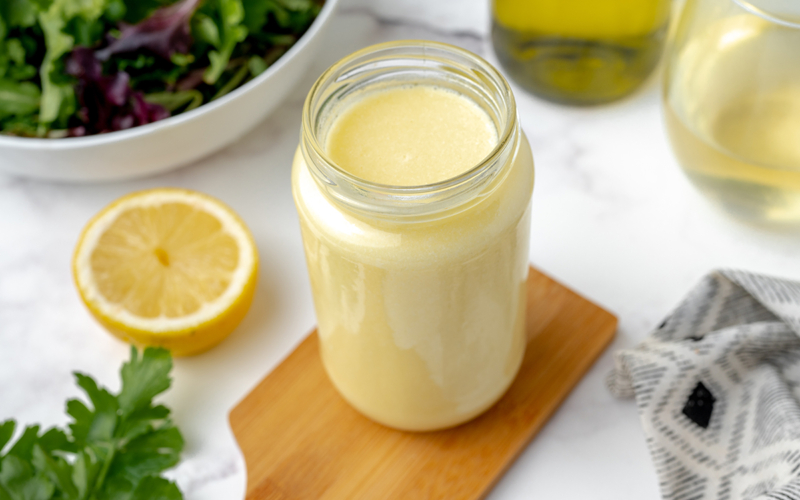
[230,266,617,500]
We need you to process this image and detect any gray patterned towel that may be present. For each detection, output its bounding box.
[608,270,800,500]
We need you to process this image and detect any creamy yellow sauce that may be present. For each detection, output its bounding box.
[325,86,497,186]
[293,85,533,430]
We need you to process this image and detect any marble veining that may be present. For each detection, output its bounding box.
[2,0,800,498]
[339,5,484,42]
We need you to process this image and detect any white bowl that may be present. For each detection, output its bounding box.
[0,0,339,182]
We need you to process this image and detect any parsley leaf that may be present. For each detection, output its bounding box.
[0,453,55,500]
[0,422,15,453]
[118,346,172,419]
[0,347,183,500]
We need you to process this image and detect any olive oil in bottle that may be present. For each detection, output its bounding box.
[492,0,670,105]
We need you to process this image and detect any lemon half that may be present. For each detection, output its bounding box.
[73,188,258,356]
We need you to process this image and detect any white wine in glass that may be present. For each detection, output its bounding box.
[664,0,800,224]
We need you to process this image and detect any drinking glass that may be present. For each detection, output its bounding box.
[492,0,671,105]
[664,0,800,224]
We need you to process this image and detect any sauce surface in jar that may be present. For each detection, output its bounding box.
[326,85,497,185]
[293,41,534,431]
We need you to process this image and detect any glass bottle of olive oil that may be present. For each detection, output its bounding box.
[492,0,671,105]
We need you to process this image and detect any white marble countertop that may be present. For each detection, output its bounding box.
[2,0,800,498]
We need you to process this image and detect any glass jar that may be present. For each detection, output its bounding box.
[664,0,800,224]
[492,0,671,105]
[292,41,535,431]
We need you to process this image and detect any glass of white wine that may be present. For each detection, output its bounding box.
[664,0,800,224]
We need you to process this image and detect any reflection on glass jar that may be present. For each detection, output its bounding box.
[664,0,800,224]
[492,0,671,105]
[292,41,535,431]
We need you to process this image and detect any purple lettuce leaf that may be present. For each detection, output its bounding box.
[67,47,170,136]
[95,0,202,61]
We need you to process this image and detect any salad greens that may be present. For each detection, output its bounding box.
[0,347,184,500]
[0,0,321,137]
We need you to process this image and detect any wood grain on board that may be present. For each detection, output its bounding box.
[230,266,617,500]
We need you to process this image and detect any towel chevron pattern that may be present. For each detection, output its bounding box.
[609,271,800,500]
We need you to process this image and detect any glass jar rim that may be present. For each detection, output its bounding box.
[300,40,519,220]
[733,0,800,29]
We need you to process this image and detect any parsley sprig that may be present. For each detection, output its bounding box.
[0,347,184,500]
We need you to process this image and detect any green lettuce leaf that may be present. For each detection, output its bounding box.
[37,0,106,128]
[0,0,39,29]
[0,79,39,118]
[203,0,247,84]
